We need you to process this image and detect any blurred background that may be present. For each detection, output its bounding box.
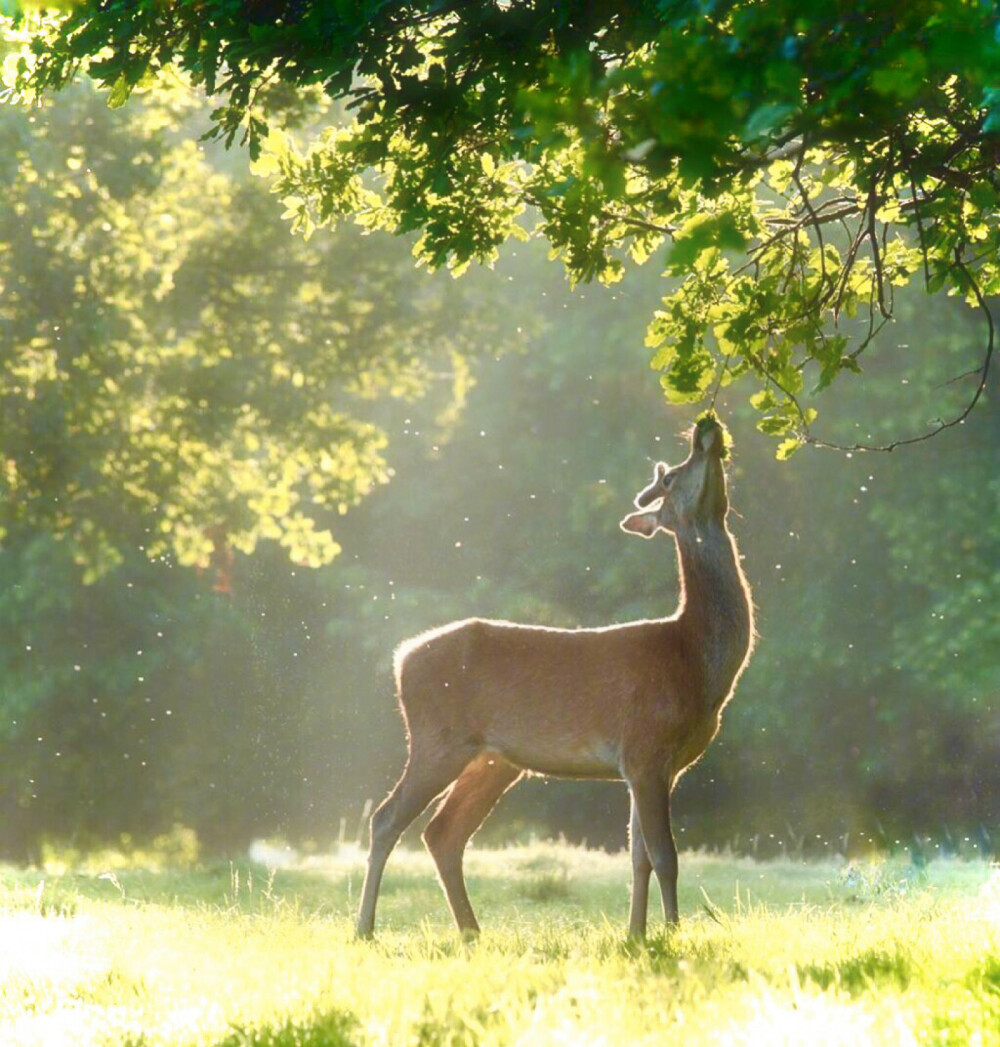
[1,69,997,863]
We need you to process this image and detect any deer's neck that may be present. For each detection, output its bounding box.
[674,521,754,708]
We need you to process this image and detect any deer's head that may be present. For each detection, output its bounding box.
[620,417,730,539]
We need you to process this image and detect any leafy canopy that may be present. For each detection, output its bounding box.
[15,0,1000,455]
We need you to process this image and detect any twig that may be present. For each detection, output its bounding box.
[831,212,869,319]
[801,247,994,452]
[908,167,932,292]
[791,141,827,310]
[934,365,986,389]
[708,351,733,411]
[865,177,891,320]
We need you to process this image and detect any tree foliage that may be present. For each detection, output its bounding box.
[15,0,1000,452]
[0,42,500,576]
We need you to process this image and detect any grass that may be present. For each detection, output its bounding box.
[1,842,998,1046]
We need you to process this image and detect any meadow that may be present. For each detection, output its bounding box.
[1,841,998,1046]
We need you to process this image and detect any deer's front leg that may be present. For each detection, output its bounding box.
[627,795,652,939]
[628,775,679,927]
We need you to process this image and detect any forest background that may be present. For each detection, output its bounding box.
[0,39,997,862]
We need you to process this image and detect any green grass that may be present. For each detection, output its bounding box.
[1,842,998,1046]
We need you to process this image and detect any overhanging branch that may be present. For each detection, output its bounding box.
[799,247,994,453]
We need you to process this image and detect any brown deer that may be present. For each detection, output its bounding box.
[355,416,755,939]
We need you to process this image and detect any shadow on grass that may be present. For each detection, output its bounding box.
[970,953,1000,995]
[209,1008,359,1047]
[198,1000,510,1047]
[800,945,913,994]
[517,865,572,903]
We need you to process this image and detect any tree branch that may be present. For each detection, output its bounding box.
[791,141,829,312]
[800,247,994,452]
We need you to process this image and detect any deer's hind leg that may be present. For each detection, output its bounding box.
[423,753,521,936]
[356,738,472,939]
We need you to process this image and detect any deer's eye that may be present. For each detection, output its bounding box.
[662,473,675,488]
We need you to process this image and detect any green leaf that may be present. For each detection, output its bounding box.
[107,75,133,110]
[743,103,795,142]
[666,213,746,274]
[969,181,997,211]
[757,414,792,436]
[660,349,715,404]
[870,50,927,99]
[749,389,778,411]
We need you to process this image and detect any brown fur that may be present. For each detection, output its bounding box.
[356,419,755,939]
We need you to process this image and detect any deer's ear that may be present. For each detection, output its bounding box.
[619,511,660,538]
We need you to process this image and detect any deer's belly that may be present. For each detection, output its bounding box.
[494,735,623,781]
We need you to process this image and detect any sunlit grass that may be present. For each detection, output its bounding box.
[1,843,997,1046]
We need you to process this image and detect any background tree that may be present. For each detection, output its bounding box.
[0,48,522,854]
[1,46,511,576]
[16,0,1000,452]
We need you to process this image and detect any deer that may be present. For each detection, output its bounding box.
[355,415,755,940]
